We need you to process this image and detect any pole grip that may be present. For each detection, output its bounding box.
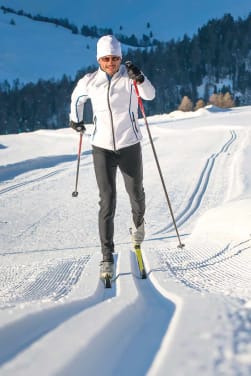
[133,81,146,117]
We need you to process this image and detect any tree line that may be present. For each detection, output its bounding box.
[1,6,156,47]
[0,12,251,134]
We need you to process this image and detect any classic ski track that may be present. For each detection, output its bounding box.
[144,238,251,376]
[0,135,149,197]
[156,238,251,300]
[154,129,237,235]
[0,169,65,195]
[0,248,176,375]
[1,120,250,375]
[0,155,92,196]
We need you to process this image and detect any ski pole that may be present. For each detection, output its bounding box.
[72,131,83,197]
[133,80,185,248]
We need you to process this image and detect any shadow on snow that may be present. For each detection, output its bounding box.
[0,150,92,182]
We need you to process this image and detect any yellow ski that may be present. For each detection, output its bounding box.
[134,245,147,279]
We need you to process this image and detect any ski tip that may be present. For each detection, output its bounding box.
[102,274,112,288]
[141,271,147,279]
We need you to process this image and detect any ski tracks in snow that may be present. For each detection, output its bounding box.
[0,150,92,196]
[1,120,250,374]
[0,253,91,308]
[0,249,93,366]
[0,248,176,375]
[156,239,251,301]
[147,237,251,375]
[154,129,237,235]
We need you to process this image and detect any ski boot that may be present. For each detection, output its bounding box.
[100,261,114,288]
[130,220,145,246]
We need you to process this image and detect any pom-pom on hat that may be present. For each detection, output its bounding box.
[97,35,122,60]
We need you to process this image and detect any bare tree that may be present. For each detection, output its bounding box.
[223,92,235,108]
[209,92,235,108]
[178,96,193,111]
[194,99,205,111]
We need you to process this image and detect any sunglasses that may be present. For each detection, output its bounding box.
[100,56,121,62]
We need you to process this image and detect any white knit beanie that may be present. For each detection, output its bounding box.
[97,35,122,60]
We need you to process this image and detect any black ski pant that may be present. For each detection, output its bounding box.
[92,143,145,262]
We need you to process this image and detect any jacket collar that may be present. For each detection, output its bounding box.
[96,66,123,85]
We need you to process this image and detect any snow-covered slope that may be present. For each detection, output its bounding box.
[0,106,251,375]
[1,0,251,84]
[3,0,251,40]
[0,9,99,83]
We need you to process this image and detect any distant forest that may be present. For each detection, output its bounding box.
[0,10,251,134]
[1,6,156,47]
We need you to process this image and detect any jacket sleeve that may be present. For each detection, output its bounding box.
[137,75,155,101]
[69,76,89,123]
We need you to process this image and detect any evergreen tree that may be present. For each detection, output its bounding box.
[1,10,251,134]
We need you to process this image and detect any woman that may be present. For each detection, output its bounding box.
[69,35,155,279]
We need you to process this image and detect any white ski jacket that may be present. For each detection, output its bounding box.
[70,64,155,151]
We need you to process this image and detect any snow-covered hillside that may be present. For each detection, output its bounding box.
[3,0,250,40]
[0,9,98,83]
[1,0,251,84]
[0,106,250,375]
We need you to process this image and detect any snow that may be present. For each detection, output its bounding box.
[3,0,251,42]
[0,10,98,84]
[0,105,251,375]
[0,8,145,84]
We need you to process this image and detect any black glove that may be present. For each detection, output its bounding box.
[125,61,145,84]
[70,120,86,133]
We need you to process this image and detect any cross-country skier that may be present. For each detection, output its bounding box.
[69,35,155,281]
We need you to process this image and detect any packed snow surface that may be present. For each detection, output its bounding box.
[0,106,251,375]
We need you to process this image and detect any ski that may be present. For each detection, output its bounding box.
[134,244,147,279]
[102,274,112,288]
[100,260,115,288]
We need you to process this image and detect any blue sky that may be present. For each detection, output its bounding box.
[2,0,251,40]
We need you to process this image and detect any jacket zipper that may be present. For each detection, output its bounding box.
[92,115,97,140]
[107,80,116,151]
[131,112,139,137]
[129,85,139,140]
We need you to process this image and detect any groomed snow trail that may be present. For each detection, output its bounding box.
[0,107,251,375]
[0,129,177,375]
[0,248,175,375]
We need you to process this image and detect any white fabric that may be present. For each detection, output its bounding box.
[131,221,145,245]
[70,64,155,151]
[96,35,122,60]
